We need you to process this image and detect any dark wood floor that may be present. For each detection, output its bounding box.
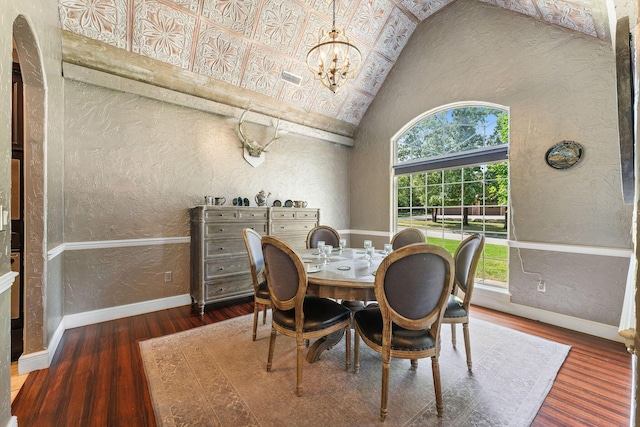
[11,299,632,426]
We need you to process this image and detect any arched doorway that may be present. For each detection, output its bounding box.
[12,15,46,356]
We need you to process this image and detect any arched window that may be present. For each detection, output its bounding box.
[393,104,509,289]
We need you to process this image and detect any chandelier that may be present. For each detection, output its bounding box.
[306,0,362,93]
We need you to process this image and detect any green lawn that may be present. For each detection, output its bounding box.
[426,236,507,283]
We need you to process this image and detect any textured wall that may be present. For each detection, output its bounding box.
[63,79,350,312]
[0,0,65,423]
[351,0,632,325]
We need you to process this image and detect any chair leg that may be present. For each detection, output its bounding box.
[463,322,472,371]
[354,331,360,373]
[431,355,443,417]
[252,302,260,341]
[296,338,304,396]
[267,328,276,372]
[262,304,268,324]
[380,356,390,421]
[345,326,351,371]
[451,323,456,347]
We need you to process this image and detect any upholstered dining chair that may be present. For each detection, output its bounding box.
[442,233,485,370]
[306,225,341,249]
[353,243,454,421]
[390,227,425,250]
[243,228,271,341]
[261,235,352,396]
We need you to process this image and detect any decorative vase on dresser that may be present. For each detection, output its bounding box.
[190,205,320,315]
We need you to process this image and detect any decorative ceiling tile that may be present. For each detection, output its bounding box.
[535,0,597,36]
[58,0,128,48]
[347,0,394,46]
[202,0,259,36]
[59,0,607,128]
[481,0,541,19]
[400,0,454,21]
[132,0,197,69]
[338,90,373,124]
[193,21,248,85]
[375,7,416,61]
[240,44,289,97]
[353,51,392,94]
[278,62,316,108]
[309,84,347,116]
[295,12,325,64]
[165,0,201,13]
[254,0,307,57]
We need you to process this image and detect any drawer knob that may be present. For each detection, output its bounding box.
[220,228,224,231]
[219,247,225,250]
[219,267,225,271]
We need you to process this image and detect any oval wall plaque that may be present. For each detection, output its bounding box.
[545,141,583,170]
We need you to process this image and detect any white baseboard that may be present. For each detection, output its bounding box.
[64,294,192,329]
[472,286,623,343]
[18,294,192,374]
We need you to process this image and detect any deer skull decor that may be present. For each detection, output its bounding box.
[237,108,281,168]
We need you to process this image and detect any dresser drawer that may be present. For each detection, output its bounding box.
[204,238,247,258]
[271,220,316,234]
[204,257,250,280]
[296,210,318,220]
[239,210,268,220]
[205,276,254,300]
[204,221,267,238]
[271,210,296,220]
[204,209,240,221]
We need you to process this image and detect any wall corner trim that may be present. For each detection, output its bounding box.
[0,272,18,295]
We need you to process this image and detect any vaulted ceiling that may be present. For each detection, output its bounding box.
[58,0,611,131]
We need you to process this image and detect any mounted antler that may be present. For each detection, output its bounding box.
[238,108,280,158]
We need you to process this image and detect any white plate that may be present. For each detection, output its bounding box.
[306,265,323,273]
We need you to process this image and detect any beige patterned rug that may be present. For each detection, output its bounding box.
[140,313,569,427]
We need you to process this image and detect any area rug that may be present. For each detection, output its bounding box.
[139,313,569,427]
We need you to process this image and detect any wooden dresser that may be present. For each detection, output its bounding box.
[190,206,320,315]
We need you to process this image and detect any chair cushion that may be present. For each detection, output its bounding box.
[443,294,467,319]
[273,296,350,333]
[256,281,270,300]
[354,308,436,352]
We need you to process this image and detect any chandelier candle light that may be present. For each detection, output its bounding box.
[306,0,362,93]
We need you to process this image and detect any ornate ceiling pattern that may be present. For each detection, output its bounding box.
[58,0,604,126]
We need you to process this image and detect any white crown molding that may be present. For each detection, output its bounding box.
[509,240,632,258]
[0,271,18,295]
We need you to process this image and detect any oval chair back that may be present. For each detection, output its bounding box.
[242,228,271,341]
[353,243,454,421]
[390,227,424,250]
[306,225,340,249]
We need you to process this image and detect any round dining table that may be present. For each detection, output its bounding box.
[297,247,385,365]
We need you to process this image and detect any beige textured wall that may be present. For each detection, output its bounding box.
[0,0,65,423]
[351,0,632,325]
[63,79,350,314]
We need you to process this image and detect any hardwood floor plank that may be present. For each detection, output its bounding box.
[10,300,632,426]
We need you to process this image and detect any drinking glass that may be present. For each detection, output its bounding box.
[365,246,375,266]
[383,243,393,256]
[323,245,333,264]
[317,241,325,259]
[339,238,347,253]
[363,240,372,250]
